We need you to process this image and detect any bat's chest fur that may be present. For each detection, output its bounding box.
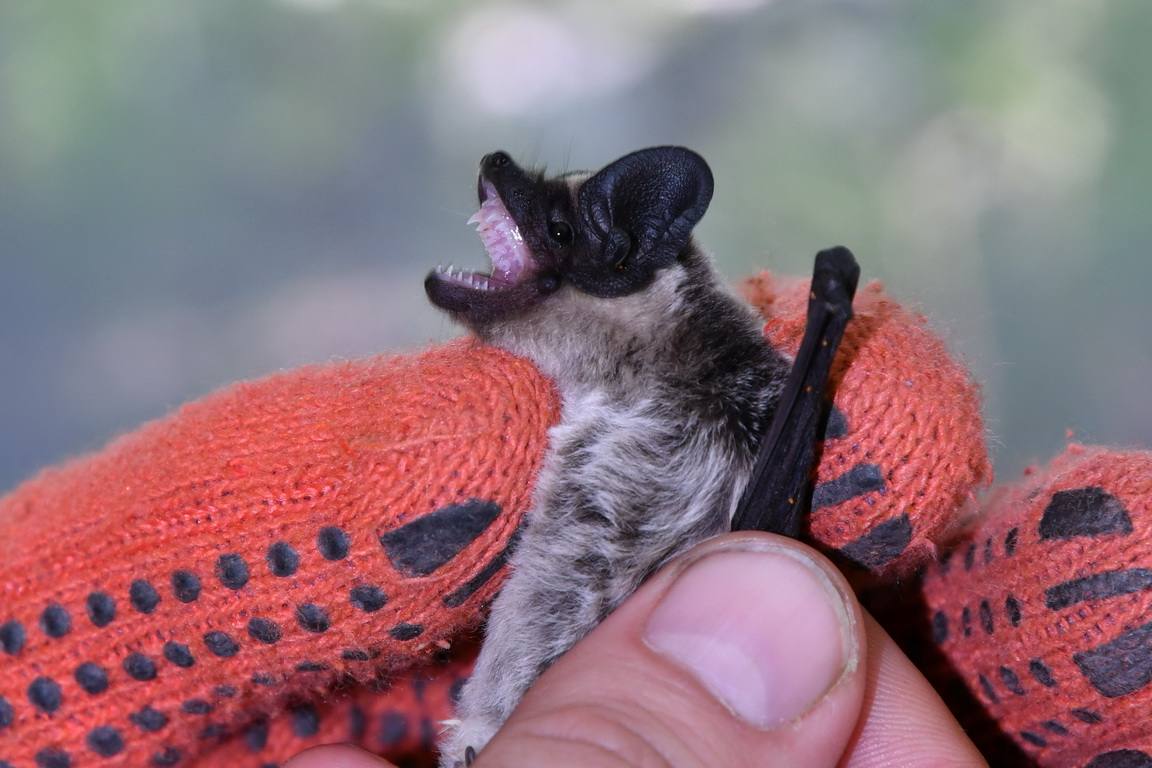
[492,259,790,658]
[437,262,790,759]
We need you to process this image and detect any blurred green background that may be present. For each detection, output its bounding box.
[1,0,1149,493]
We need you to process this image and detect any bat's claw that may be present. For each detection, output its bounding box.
[439,718,496,768]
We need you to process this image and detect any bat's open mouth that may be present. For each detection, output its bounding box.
[433,181,534,292]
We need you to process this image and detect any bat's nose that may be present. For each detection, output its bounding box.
[481,151,513,171]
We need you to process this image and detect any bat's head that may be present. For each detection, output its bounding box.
[425,146,714,334]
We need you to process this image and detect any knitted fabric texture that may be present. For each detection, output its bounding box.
[921,444,1152,768]
[0,343,558,768]
[743,274,991,579]
[0,273,991,766]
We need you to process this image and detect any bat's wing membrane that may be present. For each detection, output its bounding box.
[731,246,860,537]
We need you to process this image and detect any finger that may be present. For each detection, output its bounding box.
[282,743,393,768]
[475,532,867,768]
[840,613,987,768]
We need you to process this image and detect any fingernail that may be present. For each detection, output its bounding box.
[643,543,856,729]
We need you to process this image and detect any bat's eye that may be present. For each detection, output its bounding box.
[548,221,573,244]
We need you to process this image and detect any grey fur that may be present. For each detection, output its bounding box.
[427,149,789,765]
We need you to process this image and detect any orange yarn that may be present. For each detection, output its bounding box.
[0,273,993,766]
[198,653,475,767]
[744,274,991,577]
[0,342,558,767]
[921,445,1152,767]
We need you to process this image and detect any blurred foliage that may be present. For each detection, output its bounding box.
[1,0,1149,491]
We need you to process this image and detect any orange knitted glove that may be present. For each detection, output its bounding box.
[0,273,989,767]
[920,445,1152,768]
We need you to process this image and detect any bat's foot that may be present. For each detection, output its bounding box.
[438,718,497,768]
[446,746,476,768]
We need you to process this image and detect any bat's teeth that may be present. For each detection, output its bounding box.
[469,195,505,231]
[464,184,534,287]
[435,263,504,291]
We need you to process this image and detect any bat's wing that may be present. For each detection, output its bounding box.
[731,246,860,537]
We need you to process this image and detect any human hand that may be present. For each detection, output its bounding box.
[285,532,986,768]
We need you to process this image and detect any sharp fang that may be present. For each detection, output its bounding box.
[447,182,534,292]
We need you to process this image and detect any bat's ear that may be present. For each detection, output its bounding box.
[572,146,714,297]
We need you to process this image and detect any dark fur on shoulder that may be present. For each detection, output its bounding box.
[426,147,789,766]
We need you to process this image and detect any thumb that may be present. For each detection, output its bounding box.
[476,532,866,768]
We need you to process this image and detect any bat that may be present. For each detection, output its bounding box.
[425,147,858,766]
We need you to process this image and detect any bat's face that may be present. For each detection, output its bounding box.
[425,147,714,333]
